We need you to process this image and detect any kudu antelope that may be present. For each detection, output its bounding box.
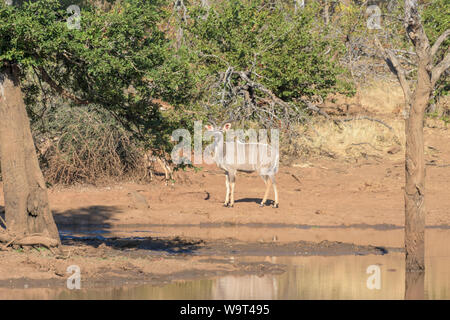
[205,122,279,208]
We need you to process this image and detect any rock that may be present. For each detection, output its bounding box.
[128,191,150,211]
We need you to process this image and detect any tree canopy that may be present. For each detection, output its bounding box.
[1,0,194,151]
[183,0,354,126]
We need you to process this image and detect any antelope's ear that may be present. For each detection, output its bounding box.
[223,123,232,131]
[205,124,214,131]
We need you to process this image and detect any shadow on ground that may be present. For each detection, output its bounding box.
[235,198,276,206]
[53,205,121,227]
[54,205,204,254]
[235,197,262,204]
[55,205,117,248]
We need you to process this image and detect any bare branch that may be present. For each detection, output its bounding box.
[237,71,291,110]
[431,29,450,57]
[305,104,331,119]
[340,116,394,131]
[432,49,450,87]
[374,37,412,104]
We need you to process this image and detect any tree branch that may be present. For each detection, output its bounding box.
[340,116,394,131]
[0,233,59,249]
[38,67,90,105]
[431,49,450,87]
[374,37,412,104]
[431,29,450,57]
[404,0,431,61]
[237,71,293,110]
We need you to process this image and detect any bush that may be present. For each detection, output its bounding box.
[31,103,147,185]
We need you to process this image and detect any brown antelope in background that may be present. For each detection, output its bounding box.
[144,150,173,185]
[205,122,279,208]
[143,99,175,184]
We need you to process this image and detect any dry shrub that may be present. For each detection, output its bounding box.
[282,117,405,163]
[36,106,148,185]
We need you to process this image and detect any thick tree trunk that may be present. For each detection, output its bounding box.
[404,61,431,272]
[0,64,60,246]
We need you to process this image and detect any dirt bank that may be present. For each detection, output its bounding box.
[0,233,390,290]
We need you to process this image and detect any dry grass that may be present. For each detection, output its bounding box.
[359,80,405,115]
[283,117,405,163]
[283,80,449,164]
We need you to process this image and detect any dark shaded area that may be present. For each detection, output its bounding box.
[235,197,262,204]
[54,206,204,254]
[0,206,4,229]
[60,233,392,257]
[61,235,205,254]
[54,205,121,228]
[235,198,277,206]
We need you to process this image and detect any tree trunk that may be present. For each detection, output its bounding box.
[404,61,431,272]
[0,64,60,245]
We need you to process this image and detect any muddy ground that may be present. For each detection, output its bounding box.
[0,122,449,291]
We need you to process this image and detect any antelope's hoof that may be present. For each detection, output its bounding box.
[260,202,265,207]
[223,203,229,207]
[228,204,234,208]
[273,203,279,208]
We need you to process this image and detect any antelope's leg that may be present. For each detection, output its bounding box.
[157,158,169,181]
[261,175,271,206]
[167,164,173,181]
[229,173,236,207]
[164,160,174,183]
[147,162,154,181]
[224,173,230,206]
[271,176,279,208]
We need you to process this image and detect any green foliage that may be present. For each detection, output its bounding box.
[0,0,195,152]
[184,0,353,111]
[423,0,450,98]
[423,0,450,47]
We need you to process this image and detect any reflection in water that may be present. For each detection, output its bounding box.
[1,253,449,299]
[405,271,425,300]
[212,275,278,300]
